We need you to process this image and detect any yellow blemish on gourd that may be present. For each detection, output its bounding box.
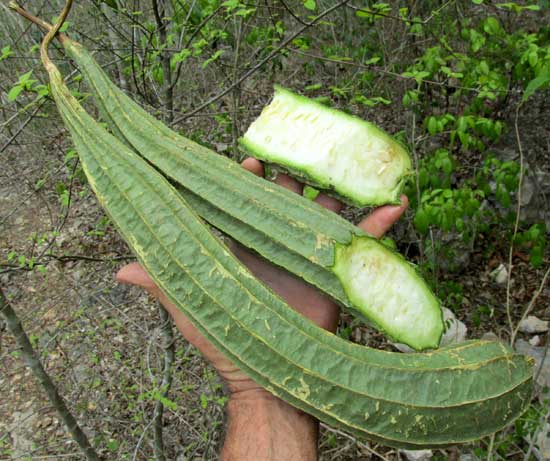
[282,376,291,386]
[128,234,145,260]
[238,267,254,279]
[364,412,370,420]
[375,401,380,412]
[315,233,331,250]
[296,377,310,400]
[390,416,397,424]
[264,319,271,331]
[321,403,334,412]
[224,324,230,337]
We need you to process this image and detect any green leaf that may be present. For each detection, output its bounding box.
[304,83,322,91]
[101,0,119,10]
[528,51,538,68]
[523,74,550,101]
[303,185,320,200]
[1,46,14,61]
[380,237,397,250]
[106,439,119,451]
[529,246,543,268]
[18,70,34,85]
[202,50,224,68]
[222,0,241,9]
[483,17,500,35]
[472,0,484,4]
[479,61,489,75]
[59,21,71,33]
[303,0,316,10]
[427,116,438,135]
[364,56,381,65]
[7,85,23,101]
[414,208,429,234]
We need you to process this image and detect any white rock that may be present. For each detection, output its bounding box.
[535,421,550,460]
[401,449,433,461]
[490,263,508,285]
[459,455,477,461]
[529,335,541,346]
[519,316,549,334]
[440,307,467,346]
[481,331,506,344]
[515,339,550,388]
[392,342,414,353]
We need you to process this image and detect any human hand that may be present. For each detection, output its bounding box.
[116,158,409,396]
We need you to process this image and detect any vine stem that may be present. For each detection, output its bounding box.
[38,0,73,71]
[8,2,63,40]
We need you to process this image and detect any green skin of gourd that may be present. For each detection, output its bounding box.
[43,47,534,450]
[61,38,443,352]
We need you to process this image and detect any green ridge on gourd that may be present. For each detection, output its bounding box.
[62,38,442,351]
[240,85,413,207]
[45,58,534,449]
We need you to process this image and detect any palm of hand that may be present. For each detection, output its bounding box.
[116,158,408,395]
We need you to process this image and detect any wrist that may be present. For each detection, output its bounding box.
[222,389,318,461]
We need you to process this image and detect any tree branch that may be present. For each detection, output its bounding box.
[0,288,100,461]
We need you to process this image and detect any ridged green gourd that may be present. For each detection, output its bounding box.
[44,57,534,449]
[62,38,442,351]
[240,85,412,207]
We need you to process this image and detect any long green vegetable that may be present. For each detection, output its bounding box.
[36,7,534,449]
[61,37,443,351]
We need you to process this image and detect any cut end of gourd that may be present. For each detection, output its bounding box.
[240,86,412,207]
[332,236,444,351]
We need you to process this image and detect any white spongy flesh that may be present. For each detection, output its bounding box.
[243,90,410,203]
[334,239,440,347]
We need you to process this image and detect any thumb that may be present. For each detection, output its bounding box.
[116,262,160,296]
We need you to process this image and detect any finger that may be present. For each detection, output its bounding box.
[275,173,303,195]
[117,264,224,359]
[241,157,344,215]
[314,192,344,213]
[358,194,409,238]
[116,262,156,292]
[116,263,175,316]
[241,157,264,177]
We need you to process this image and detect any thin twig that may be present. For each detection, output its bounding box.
[320,423,391,461]
[0,100,46,154]
[487,433,495,461]
[506,102,525,345]
[152,302,175,461]
[511,266,550,345]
